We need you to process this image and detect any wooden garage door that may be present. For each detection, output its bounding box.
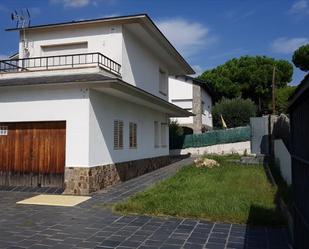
[0,121,66,188]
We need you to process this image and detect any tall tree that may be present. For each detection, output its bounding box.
[275,86,296,114]
[198,56,293,113]
[212,98,257,128]
[293,44,309,72]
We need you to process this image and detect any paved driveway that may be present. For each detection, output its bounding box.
[0,158,291,249]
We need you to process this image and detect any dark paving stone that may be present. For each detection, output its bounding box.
[160,245,182,249]
[100,239,122,247]
[119,240,142,247]
[28,244,52,249]
[205,242,226,249]
[183,243,204,249]
[208,237,226,244]
[139,246,158,249]
[187,237,207,244]
[144,239,164,246]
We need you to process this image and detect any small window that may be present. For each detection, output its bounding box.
[0,125,8,136]
[114,120,123,150]
[161,123,167,147]
[129,122,137,149]
[154,121,159,148]
[159,69,168,95]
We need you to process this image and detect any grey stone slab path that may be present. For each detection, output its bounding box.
[0,157,291,249]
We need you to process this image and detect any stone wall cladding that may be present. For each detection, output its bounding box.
[64,155,171,195]
[192,84,202,134]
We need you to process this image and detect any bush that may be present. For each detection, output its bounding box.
[169,120,183,137]
[212,98,257,128]
[293,44,309,72]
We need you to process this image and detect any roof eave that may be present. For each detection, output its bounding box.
[5,13,148,32]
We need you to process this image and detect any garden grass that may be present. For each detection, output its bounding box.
[114,155,285,226]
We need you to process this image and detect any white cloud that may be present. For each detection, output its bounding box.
[156,18,217,57]
[209,48,250,60]
[289,0,309,14]
[271,37,309,54]
[50,0,90,8]
[50,0,116,8]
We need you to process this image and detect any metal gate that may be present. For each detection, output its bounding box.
[250,116,269,155]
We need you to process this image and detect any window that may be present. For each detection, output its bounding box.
[159,69,168,95]
[0,125,8,136]
[161,123,167,147]
[154,121,159,148]
[41,42,88,56]
[114,120,123,150]
[129,122,137,149]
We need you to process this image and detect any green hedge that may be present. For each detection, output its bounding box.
[170,126,250,150]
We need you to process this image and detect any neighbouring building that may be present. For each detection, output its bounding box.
[0,14,194,195]
[169,75,213,134]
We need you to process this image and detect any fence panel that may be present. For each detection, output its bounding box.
[290,90,309,249]
[170,126,250,150]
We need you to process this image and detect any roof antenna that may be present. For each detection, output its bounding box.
[11,9,31,59]
[11,9,31,28]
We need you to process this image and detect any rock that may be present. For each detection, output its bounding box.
[194,158,220,168]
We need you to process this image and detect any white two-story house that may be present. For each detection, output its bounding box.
[169,75,213,134]
[0,14,194,195]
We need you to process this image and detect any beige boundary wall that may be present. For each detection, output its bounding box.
[170,141,251,156]
[274,139,292,185]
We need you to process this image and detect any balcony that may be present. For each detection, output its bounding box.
[0,52,121,76]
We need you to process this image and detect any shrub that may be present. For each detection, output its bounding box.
[293,44,309,72]
[212,98,257,128]
[169,120,183,137]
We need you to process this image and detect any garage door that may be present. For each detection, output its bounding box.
[0,121,66,188]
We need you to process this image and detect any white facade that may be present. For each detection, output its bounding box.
[89,89,169,166]
[0,84,169,167]
[0,84,90,166]
[169,76,193,125]
[20,24,123,64]
[0,15,193,169]
[18,20,172,100]
[169,76,213,132]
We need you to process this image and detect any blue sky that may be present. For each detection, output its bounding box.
[0,0,308,85]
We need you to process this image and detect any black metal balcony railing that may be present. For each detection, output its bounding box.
[0,52,121,75]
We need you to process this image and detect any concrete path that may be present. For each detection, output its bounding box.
[0,157,291,249]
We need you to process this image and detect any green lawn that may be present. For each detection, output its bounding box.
[114,155,285,226]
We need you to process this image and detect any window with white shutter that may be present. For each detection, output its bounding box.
[161,123,167,147]
[129,122,137,149]
[114,120,124,150]
[154,121,159,148]
[159,69,168,95]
